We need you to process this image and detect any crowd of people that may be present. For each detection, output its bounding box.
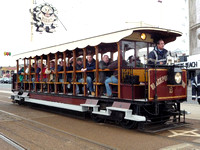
[18,54,139,97]
[18,39,168,97]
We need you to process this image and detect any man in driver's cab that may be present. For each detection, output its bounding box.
[148,39,168,65]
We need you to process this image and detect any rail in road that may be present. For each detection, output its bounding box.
[0,108,115,150]
[0,133,26,150]
[0,88,200,149]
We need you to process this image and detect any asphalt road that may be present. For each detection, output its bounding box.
[0,84,200,149]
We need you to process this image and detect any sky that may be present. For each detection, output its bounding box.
[0,0,189,66]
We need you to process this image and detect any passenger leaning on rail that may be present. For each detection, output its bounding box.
[18,65,24,89]
[66,58,73,91]
[58,60,64,92]
[148,39,168,65]
[105,57,127,97]
[76,55,96,96]
[98,55,112,95]
[76,58,84,94]
[84,55,96,96]
[45,61,55,92]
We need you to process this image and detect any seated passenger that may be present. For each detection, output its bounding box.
[76,58,84,94]
[18,65,24,89]
[58,60,64,92]
[66,59,73,91]
[66,58,73,83]
[127,55,135,68]
[148,39,168,65]
[77,55,95,96]
[99,55,112,83]
[45,61,55,92]
[39,64,47,82]
[39,64,47,91]
[58,60,64,83]
[45,61,55,82]
[105,58,127,97]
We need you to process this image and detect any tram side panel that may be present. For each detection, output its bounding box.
[121,68,146,100]
[148,69,187,101]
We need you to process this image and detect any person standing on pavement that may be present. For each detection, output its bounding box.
[18,65,24,89]
[191,72,200,104]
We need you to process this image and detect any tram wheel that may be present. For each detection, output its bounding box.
[120,119,138,129]
[91,114,104,123]
[17,100,24,105]
[150,116,170,124]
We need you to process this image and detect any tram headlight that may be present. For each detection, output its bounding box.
[140,33,146,40]
[167,67,182,85]
[174,72,182,84]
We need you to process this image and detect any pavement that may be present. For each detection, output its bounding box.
[182,85,200,120]
[182,103,200,120]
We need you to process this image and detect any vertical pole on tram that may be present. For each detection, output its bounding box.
[72,50,76,95]
[110,52,114,62]
[47,54,50,93]
[154,65,159,115]
[29,58,31,91]
[40,55,43,92]
[95,46,99,97]
[63,51,67,94]
[83,48,87,96]
[117,42,121,99]
[55,53,58,93]
[16,60,19,90]
[24,59,26,91]
[34,57,37,92]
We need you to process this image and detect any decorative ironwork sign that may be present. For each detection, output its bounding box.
[32,3,58,33]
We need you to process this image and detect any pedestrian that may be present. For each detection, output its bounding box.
[191,72,200,104]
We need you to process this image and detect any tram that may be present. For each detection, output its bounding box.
[11,26,187,129]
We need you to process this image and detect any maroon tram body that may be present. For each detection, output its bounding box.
[11,26,187,129]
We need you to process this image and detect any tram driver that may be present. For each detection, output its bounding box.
[148,39,168,65]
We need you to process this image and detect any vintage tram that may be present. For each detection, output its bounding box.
[11,26,187,129]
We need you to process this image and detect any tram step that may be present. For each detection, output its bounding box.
[80,104,100,112]
[125,115,146,122]
[92,110,111,116]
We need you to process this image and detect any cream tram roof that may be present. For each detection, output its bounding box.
[13,27,182,60]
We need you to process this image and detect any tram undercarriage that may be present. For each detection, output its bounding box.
[10,90,186,131]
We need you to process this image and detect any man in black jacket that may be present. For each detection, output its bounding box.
[104,58,127,97]
[148,39,168,65]
[79,55,95,96]
[99,55,112,83]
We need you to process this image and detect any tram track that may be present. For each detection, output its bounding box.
[0,91,200,149]
[0,109,115,150]
[0,133,27,150]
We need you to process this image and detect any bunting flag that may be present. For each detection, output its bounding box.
[4,52,11,56]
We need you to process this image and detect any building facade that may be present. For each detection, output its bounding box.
[0,67,16,78]
[189,0,200,55]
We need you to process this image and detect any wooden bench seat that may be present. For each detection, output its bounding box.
[71,82,87,85]
[54,82,62,84]
[46,82,54,84]
[93,82,104,85]
[63,82,70,84]
[109,83,118,86]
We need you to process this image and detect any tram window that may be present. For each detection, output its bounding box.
[113,51,118,61]
[121,41,135,60]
